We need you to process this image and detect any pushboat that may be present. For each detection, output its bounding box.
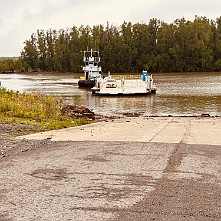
[78,49,102,88]
[78,49,156,95]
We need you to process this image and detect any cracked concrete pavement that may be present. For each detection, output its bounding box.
[0,117,221,221]
[18,117,221,145]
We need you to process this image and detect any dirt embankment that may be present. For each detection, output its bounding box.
[0,123,53,159]
[0,105,106,159]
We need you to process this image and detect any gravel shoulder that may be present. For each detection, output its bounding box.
[0,123,53,159]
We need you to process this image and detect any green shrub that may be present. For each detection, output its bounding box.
[0,87,90,131]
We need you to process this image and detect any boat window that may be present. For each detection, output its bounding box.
[106,83,117,88]
[107,79,116,82]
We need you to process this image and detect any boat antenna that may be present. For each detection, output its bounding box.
[106,21,110,42]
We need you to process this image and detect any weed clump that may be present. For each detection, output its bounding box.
[0,87,89,131]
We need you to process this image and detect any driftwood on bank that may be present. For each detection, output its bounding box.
[61,105,95,119]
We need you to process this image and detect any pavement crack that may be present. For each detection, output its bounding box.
[163,143,183,175]
[149,117,175,142]
[180,119,192,144]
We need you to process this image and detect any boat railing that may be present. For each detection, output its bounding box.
[112,75,141,80]
[122,79,147,88]
[100,78,148,89]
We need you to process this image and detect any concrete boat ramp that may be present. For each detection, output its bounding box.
[1,117,221,221]
[19,116,221,145]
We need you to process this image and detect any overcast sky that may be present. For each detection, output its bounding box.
[0,0,221,57]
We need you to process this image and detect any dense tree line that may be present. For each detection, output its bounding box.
[0,57,25,73]
[2,16,221,73]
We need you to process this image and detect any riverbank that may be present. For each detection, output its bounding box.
[0,122,54,158]
[1,72,221,117]
[0,87,99,132]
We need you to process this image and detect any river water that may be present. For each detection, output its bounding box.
[0,72,221,116]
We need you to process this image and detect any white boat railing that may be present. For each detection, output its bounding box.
[100,78,148,89]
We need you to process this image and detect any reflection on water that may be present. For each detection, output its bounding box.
[0,72,221,116]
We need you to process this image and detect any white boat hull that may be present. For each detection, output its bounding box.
[92,78,156,95]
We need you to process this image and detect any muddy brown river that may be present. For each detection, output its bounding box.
[0,72,221,116]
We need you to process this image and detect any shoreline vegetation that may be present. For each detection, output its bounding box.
[1,16,221,74]
[0,87,97,135]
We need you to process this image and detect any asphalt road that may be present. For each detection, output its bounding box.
[0,117,221,221]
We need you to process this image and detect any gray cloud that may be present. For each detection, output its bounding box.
[0,0,221,56]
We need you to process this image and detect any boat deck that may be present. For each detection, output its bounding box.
[93,79,155,95]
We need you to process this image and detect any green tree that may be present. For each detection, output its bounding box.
[21,34,39,71]
[214,17,221,70]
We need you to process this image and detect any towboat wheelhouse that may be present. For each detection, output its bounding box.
[78,49,102,88]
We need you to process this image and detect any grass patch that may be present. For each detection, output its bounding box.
[0,87,91,132]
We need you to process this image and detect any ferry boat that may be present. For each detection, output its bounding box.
[78,49,102,88]
[91,71,156,95]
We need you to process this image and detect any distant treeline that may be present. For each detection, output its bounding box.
[0,58,24,73]
[2,16,221,73]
